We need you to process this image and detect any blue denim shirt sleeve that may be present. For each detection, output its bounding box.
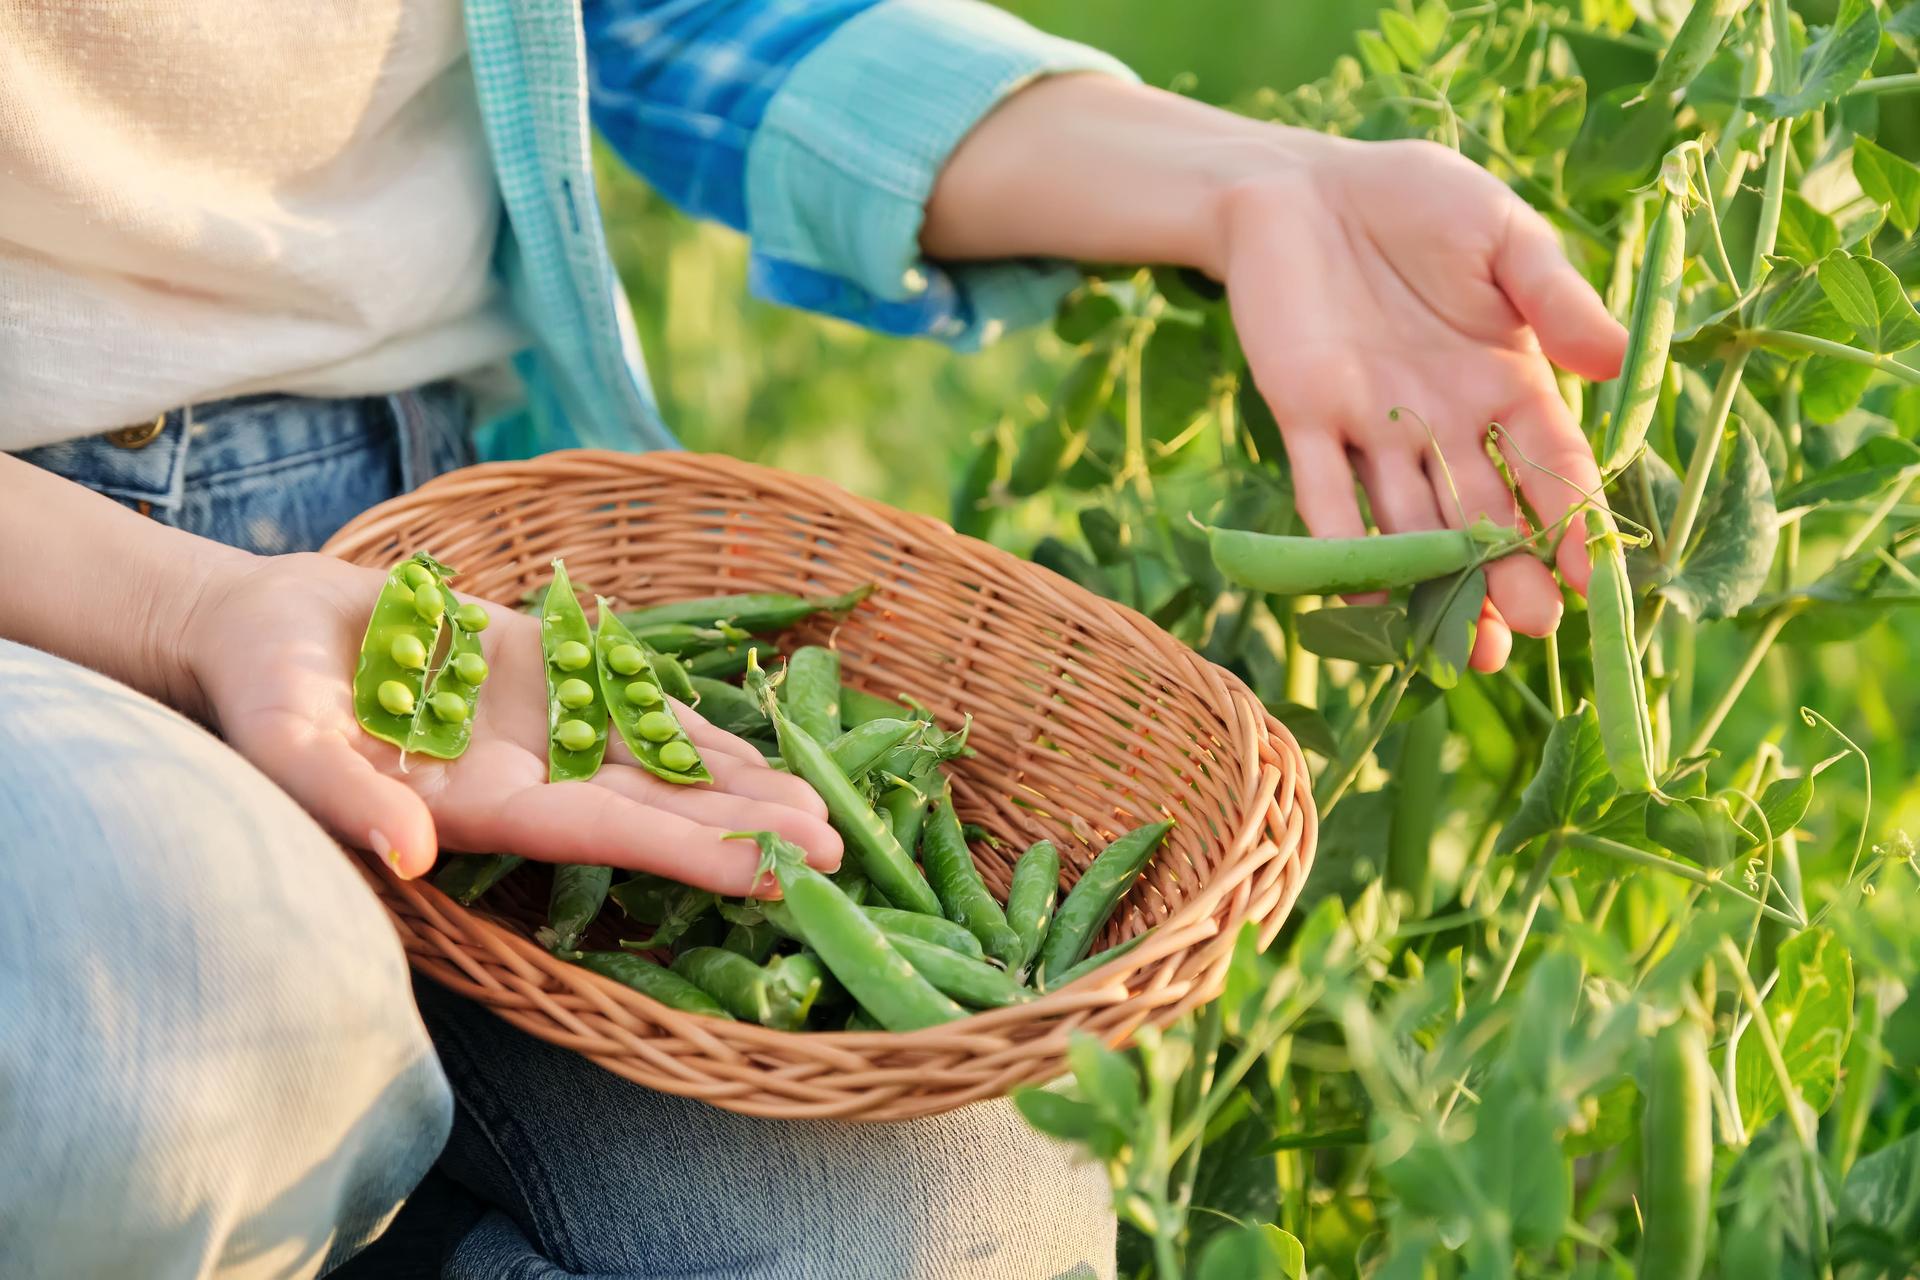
[582,0,1136,350]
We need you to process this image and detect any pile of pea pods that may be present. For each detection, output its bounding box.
[358,556,1170,1032]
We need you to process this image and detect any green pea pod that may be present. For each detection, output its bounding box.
[651,650,698,704]
[572,951,733,1020]
[1585,512,1659,793]
[1209,522,1507,597]
[1005,840,1061,974]
[684,639,781,681]
[1600,152,1689,475]
[756,661,943,917]
[1008,345,1119,498]
[1642,0,1751,102]
[540,864,613,953]
[781,646,842,743]
[886,932,1033,1009]
[750,832,963,1032]
[826,718,922,784]
[1037,821,1174,984]
[923,789,1023,967]
[840,684,928,729]
[611,879,718,952]
[616,585,873,635]
[405,600,489,760]
[844,1008,882,1033]
[628,622,737,655]
[1041,930,1151,992]
[950,429,1003,540]
[721,920,782,963]
[761,952,829,1029]
[1639,1021,1713,1280]
[540,560,609,782]
[433,853,523,905]
[864,905,986,960]
[688,677,769,737]
[671,947,777,1025]
[353,553,452,749]
[595,599,710,784]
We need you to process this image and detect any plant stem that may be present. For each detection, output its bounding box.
[1567,833,1805,927]
[1543,628,1566,718]
[1847,72,1920,98]
[1747,331,1920,384]
[1749,119,1792,287]
[1490,839,1561,1004]
[1663,349,1752,570]
[1835,475,1920,563]
[1682,604,1801,758]
[1780,370,1803,588]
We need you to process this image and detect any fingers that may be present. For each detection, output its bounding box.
[1494,206,1628,382]
[256,719,439,878]
[592,763,843,868]
[1497,395,1606,596]
[668,700,768,767]
[1469,599,1514,673]
[1284,428,1367,541]
[1436,444,1564,639]
[1357,450,1443,535]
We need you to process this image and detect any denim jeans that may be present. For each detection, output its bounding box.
[3,391,1116,1279]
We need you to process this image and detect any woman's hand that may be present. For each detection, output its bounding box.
[924,77,1628,670]
[183,552,842,892]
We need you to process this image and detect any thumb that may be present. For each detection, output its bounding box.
[1495,206,1628,383]
[258,729,440,879]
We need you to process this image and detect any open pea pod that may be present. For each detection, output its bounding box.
[353,553,452,750]
[542,560,609,782]
[594,598,710,785]
[405,597,492,760]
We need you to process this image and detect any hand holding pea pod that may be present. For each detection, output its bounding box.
[192,553,841,889]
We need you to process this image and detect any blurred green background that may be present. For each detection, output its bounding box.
[596,1,1375,516]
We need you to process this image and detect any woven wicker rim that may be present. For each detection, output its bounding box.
[323,450,1316,1120]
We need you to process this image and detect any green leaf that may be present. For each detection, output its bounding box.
[1078,508,1127,566]
[1494,707,1617,856]
[1662,424,1778,620]
[1355,28,1401,77]
[1054,285,1124,346]
[1471,1083,1574,1251]
[1775,192,1842,264]
[1410,568,1486,690]
[1734,927,1854,1133]
[1377,9,1434,68]
[1012,1087,1124,1161]
[1502,78,1587,157]
[1751,774,1815,849]
[1266,700,1339,758]
[1297,605,1407,665]
[1852,137,1920,236]
[1752,256,1857,343]
[1644,794,1742,866]
[1800,356,1878,423]
[1779,434,1920,506]
[1748,0,1881,119]
[1141,317,1220,443]
[1836,1131,1920,1269]
[1568,87,1675,203]
[1817,253,1920,353]
[1197,1224,1304,1280]
[1067,1032,1142,1130]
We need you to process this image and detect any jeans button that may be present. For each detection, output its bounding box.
[105,415,167,449]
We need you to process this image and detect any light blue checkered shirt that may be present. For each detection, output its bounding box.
[464,0,1133,459]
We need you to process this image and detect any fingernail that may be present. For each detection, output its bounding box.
[371,828,408,877]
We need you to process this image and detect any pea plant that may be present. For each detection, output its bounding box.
[978,1,1920,1274]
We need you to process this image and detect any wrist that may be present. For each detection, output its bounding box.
[163,541,256,726]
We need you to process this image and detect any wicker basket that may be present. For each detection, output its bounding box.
[321,450,1315,1120]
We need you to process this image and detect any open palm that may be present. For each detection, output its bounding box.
[1224,136,1628,669]
[183,552,842,892]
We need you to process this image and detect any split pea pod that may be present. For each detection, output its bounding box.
[1005,840,1061,973]
[688,677,769,737]
[615,585,872,635]
[781,646,842,743]
[886,933,1033,1009]
[541,561,609,782]
[541,864,613,953]
[433,853,524,905]
[671,947,778,1026]
[405,599,490,759]
[1042,930,1151,991]
[1208,520,1508,597]
[751,832,963,1032]
[1639,1020,1713,1280]
[594,599,709,784]
[1037,821,1174,984]
[572,951,733,1020]
[353,553,452,749]
[760,666,942,917]
[1600,150,1689,474]
[1585,512,1658,793]
[923,788,1023,967]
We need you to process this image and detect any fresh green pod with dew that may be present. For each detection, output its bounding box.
[1005,840,1061,974]
[1208,520,1508,597]
[404,596,489,759]
[540,561,609,782]
[595,598,710,784]
[923,787,1023,967]
[1585,511,1659,793]
[1038,821,1174,984]
[572,950,734,1019]
[615,585,873,636]
[353,553,453,750]
[433,853,524,905]
[1600,149,1690,475]
[540,863,614,953]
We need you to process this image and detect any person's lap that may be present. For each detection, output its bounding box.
[4,387,1117,1279]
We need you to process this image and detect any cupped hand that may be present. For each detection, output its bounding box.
[180,552,842,893]
[1219,134,1627,671]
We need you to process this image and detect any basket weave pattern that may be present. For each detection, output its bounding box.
[322,451,1315,1120]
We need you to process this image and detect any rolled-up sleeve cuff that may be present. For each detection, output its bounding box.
[744,0,1136,349]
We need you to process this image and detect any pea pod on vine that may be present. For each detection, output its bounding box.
[1585,511,1660,793]
[595,598,710,784]
[1600,148,1690,475]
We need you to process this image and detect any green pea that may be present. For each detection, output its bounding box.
[608,643,644,676]
[557,677,596,709]
[402,563,435,591]
[554,640,592,672]
[430,692,468,723]
[453,603,490,633]
[412,583,444,623]
[624,680,663,706]
[377,680,416,717]
[659,740,701,773]
[555,719,597,752]
[637,711,678,743]
[453,653,489,686]
[389,634,428,670]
